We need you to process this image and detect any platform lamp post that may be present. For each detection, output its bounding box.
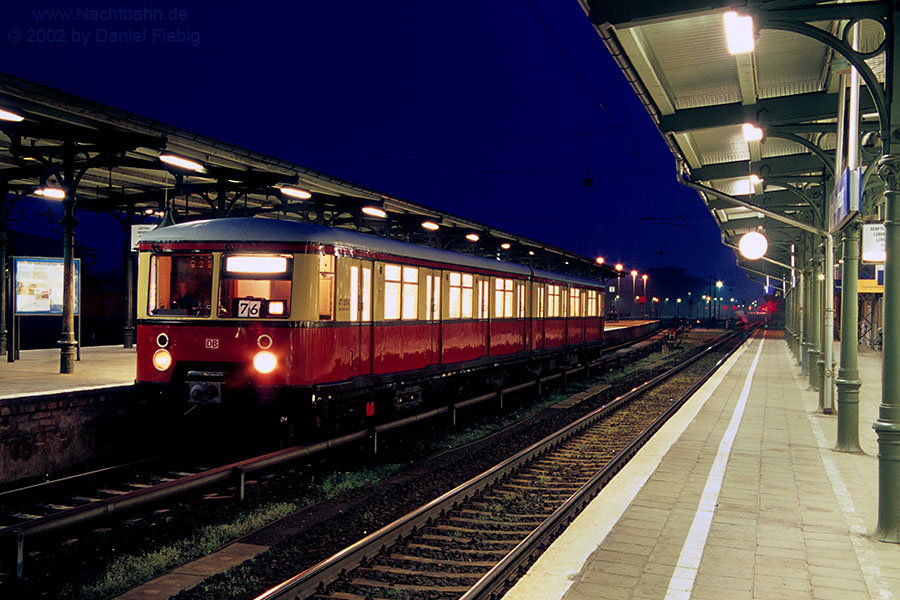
[715,280,723,320]
[676,297,681,319]
[641,273,648,318]
[630,270,638,318]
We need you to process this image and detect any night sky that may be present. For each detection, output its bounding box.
[2,2,761,306]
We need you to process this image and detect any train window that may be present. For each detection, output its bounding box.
[362,267,372,321]
[516,283,525,318]
[318,255,335,320]
[385,264,418,320]
[448,272,474,319]
[148,254,213,317]
[587,290,597,317]
[570,288,581,317]
[478,279,489,319]
[218,254,292,319]
[537,285,545,318]
[350,266,359,321]
[547,285,560,317]
[495,278,514,318]
[425,274,440,321]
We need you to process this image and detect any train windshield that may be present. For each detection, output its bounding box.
[219,254,292,318]
[148,254,213,317]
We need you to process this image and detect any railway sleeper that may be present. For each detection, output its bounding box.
[353,565,482,583]
[401,543,512,559]
[378,557,487,575]
[384,553,496,569]
[424,524,528,540]
[326,579,472,597]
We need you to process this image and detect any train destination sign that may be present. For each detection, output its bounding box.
[12,257,81,315]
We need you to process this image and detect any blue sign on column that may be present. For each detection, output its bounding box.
[829,167,861,232]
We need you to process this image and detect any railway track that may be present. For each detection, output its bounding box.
[0,327,668,583]
[255,326,753,600]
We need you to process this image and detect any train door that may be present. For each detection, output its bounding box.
[349,262,374,376]
[478,277,490,355]
[425,270,441,365]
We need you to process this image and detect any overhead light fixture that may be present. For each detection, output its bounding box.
[465,233,480,242]
[362,206,387,218]
[739,231,768,259]
[615,263,623,271]
[742,123,763,141]
[528,250,535,256]
[280,186,312,200]
[500,242,511,250]
[421,220,440,231]
[596,257,605,264]
[0,108,24,122]
[144,208,155,215]
[724,11,754,54]
[159,153,205,173]
[34,187,65,200]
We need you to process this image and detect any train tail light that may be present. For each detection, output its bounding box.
[267,301,285,315]
[253,350,277,374]
[153,348,173,371]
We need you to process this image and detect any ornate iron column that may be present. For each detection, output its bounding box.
[58,141,77,374]
[874,154,900,541]
[0,179,7,356]
[808,250,822,391]
[835,220,863,452]
[801,247,813,374]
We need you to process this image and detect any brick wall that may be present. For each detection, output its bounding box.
[0,386,143,484]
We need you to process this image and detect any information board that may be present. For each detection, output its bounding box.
[862,223,886,263]
[12,257,81,315]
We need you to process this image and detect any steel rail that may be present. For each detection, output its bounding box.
[253,326,753,600]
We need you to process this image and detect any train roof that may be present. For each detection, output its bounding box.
[140,218,605,289]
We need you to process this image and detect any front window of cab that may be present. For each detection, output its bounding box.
[149,254,213,316]
[219,254,292,318]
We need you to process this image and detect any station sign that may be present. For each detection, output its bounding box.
[131,223,158,250]
[862,223,885,263]
[12,257,80,315]
[829,167,861,233]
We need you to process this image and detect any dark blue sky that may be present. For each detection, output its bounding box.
[2,1,760,302]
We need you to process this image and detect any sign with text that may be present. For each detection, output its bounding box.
[862,223,886,263]
[130,223,158,250]
[829,167,861,233]
[12,257,81,315]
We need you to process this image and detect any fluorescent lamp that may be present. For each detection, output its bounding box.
[0,108,24,122]
[500,243,511,250]
[421,220,440,231]
[280,187,312,199]
[724,11,754,54]
[34,187,65,199]
[226,255,288,274]
[742,123,763,141]
[362,206,387,218]
[159,153,205,172]
[465,233,480,242]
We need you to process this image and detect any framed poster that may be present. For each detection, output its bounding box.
[12,257,81,315]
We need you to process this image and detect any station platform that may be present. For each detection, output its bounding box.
[0,345,136,399]
[503,328,900,599]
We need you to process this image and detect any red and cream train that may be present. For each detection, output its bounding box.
[136,217,607,432]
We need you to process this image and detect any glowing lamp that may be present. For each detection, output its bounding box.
[362,206,387,218]
[0,108,24,122]
[159,153,205,172]
[466,233,480,242]
[596,257,604,264]
[500,243,511,250]
[267,301,285,315]
[739,231,767,259]
[34,187,66,200]
[152,348,173,371]
[421,221,440,231]
[724,11,754,54]
[253,351,277,374]
[742,123,763,141]
[280,187,312,199]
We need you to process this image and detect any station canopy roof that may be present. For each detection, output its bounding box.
[0,72,617,280]
[584,0,888,286]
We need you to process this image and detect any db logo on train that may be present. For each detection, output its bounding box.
[205,338,220,349]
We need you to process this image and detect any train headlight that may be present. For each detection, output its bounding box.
[152,348,173,371]
[253,351,277,374]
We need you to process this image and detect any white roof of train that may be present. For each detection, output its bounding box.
[140,218,605,289]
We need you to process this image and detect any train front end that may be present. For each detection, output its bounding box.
[135,229,307,416]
